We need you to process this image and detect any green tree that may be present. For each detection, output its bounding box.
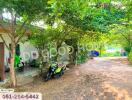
[0,0,48,87]
[108,0,132,55]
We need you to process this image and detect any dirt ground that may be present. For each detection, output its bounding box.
[17,57,132,100]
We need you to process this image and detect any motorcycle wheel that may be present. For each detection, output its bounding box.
[54,74,60,78]
[60,70,64,76]
[45,73,52,81]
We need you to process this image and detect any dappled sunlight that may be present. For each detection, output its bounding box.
[0,0,131,99]
[103,83,132,100]
[8,57,132,100]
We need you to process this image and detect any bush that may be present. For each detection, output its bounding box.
[128,50,132,63]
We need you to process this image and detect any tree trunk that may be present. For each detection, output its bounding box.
[9,43,17,87]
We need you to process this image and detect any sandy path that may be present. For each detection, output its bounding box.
[18,57,132,100]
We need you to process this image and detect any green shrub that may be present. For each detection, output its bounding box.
[128,50,132,63]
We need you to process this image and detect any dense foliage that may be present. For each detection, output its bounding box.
[0,0,131,87]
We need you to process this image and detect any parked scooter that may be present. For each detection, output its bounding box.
[45,62,66,81]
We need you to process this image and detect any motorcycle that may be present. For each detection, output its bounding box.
[45,63,66,81]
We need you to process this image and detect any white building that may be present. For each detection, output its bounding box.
[0,28,38,81]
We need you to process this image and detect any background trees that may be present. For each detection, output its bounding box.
[107,0,132,60]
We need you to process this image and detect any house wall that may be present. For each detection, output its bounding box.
[0,33,38,66]
[19,42,38,62]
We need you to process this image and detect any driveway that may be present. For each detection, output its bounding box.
[18,57,132,100]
